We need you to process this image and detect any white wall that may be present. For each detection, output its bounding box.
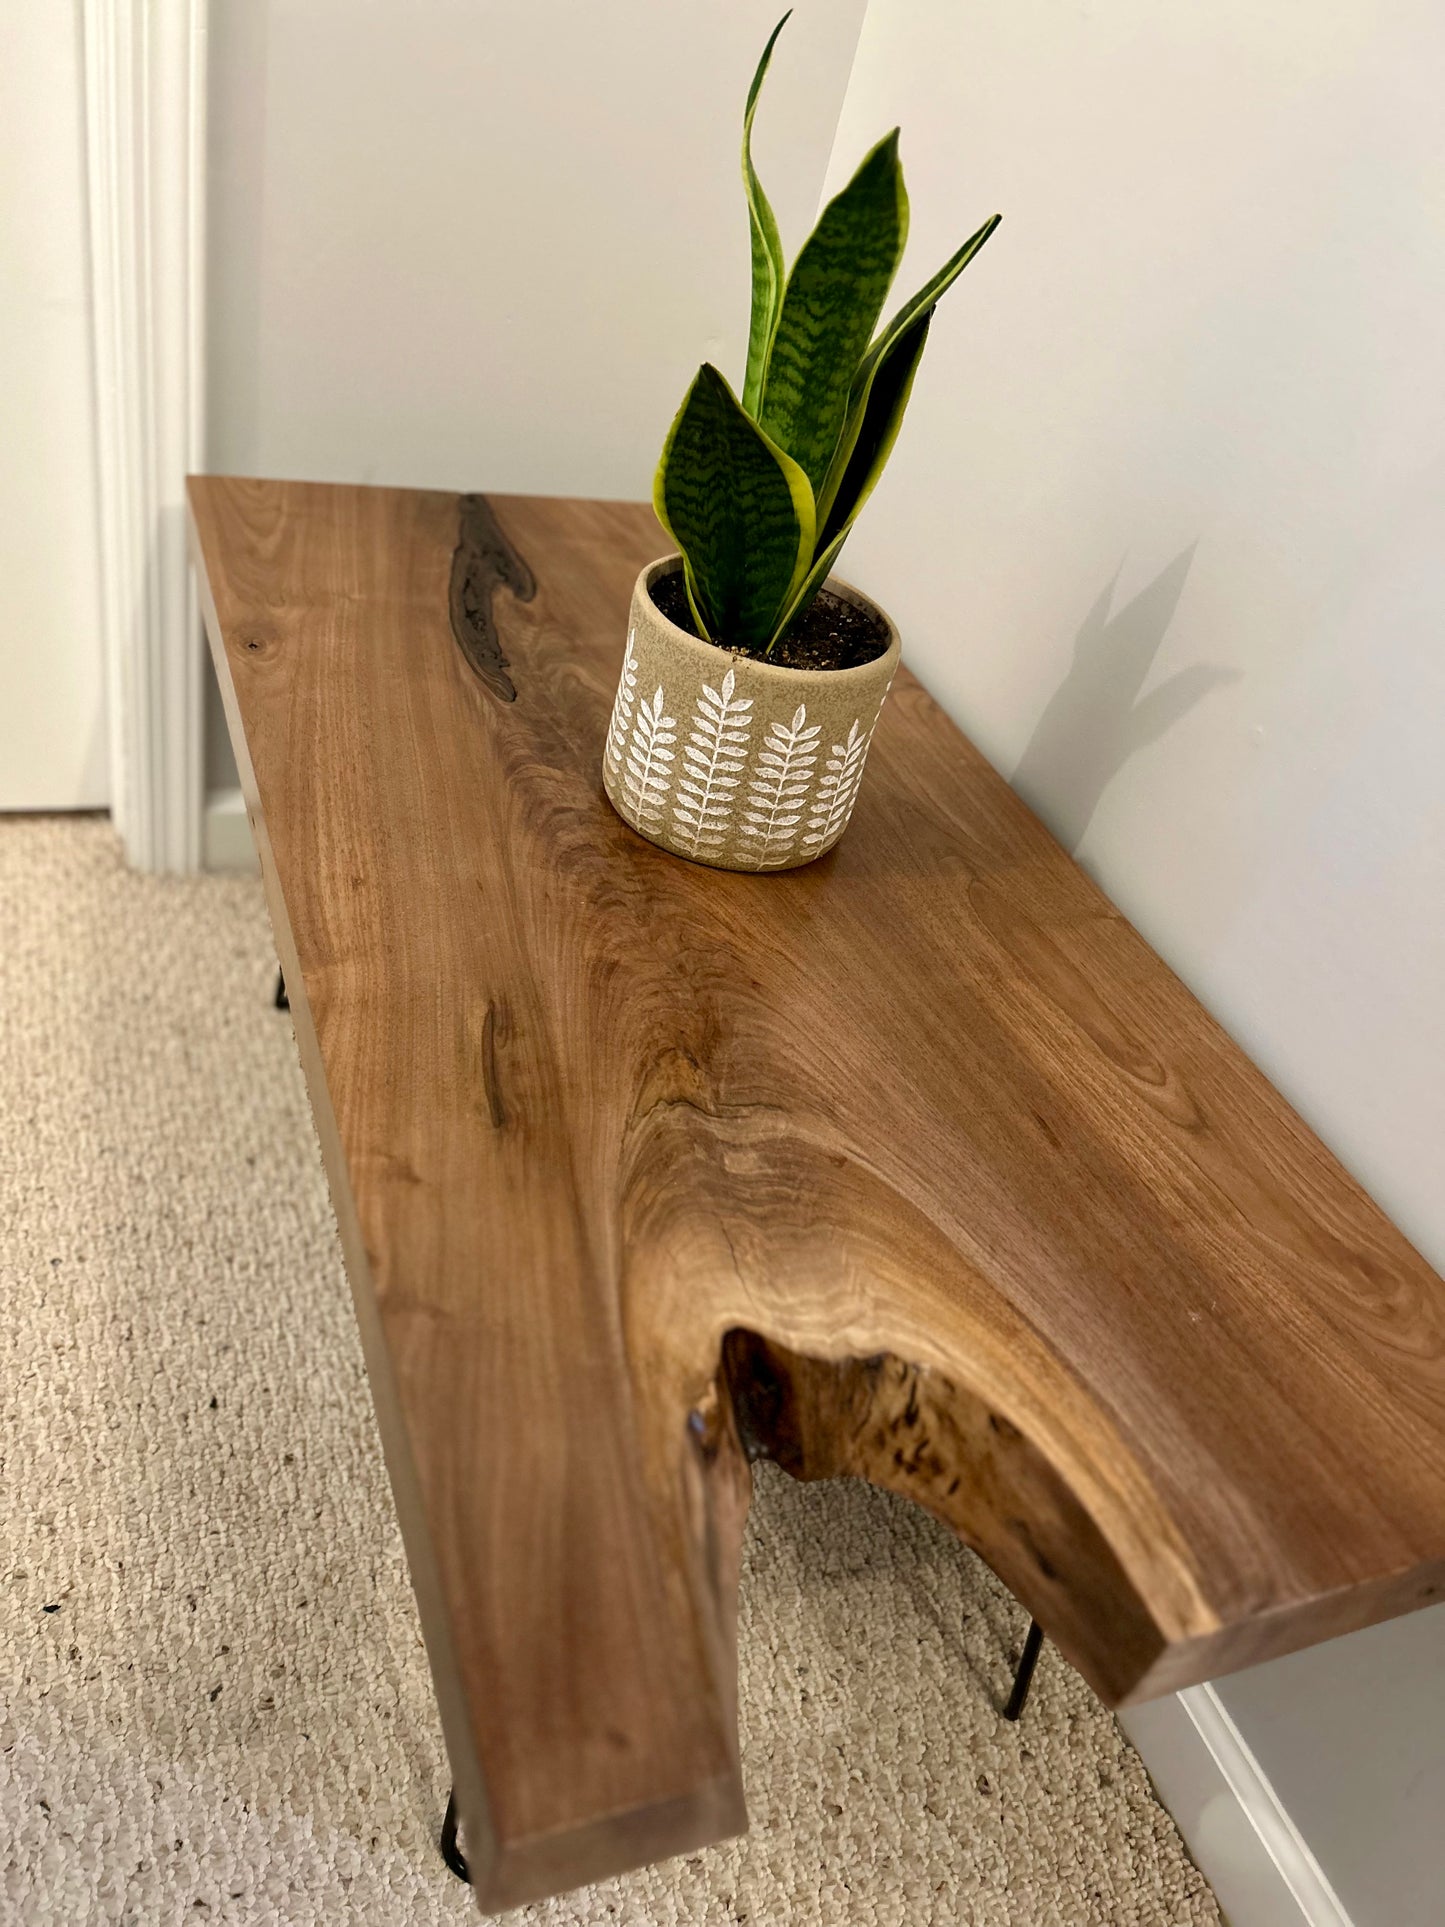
[823,3,1445,1921]
[1209,1612,1445,1926]
[202,0,866,803]
[0,1,108,810]
[205,0,865,495]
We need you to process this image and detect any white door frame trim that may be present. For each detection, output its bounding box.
[83,0,208,873]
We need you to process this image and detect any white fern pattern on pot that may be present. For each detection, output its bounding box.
[604,629,639,781]
[741,703,820,867]
[621,685,677,827]
[803,719,872,850]
[672,669,752,855]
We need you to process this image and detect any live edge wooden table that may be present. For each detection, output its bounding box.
[189,475,1445,1914]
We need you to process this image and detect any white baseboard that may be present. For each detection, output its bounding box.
[203,785,259,872]
[1120,1685,1352,1927]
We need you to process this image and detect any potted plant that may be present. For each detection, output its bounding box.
[604,11,999,871]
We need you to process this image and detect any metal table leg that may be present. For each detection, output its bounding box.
[440,1787,470,1883]
[1003,1618,1045,1722]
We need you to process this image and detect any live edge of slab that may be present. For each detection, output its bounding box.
[187,475,1445,1913]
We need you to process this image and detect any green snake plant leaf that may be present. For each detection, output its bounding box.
[817,212,1001,530]
[654,362,816,649]
[759,129,909,494]
[741,11,790,417]
[768,307,934,648]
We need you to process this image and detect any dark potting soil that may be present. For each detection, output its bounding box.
[649,569,890,672]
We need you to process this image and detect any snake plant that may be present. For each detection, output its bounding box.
[654,12,1000,657]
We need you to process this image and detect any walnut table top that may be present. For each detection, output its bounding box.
[188,476,1445,1912]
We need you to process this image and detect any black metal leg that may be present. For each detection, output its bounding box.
[274,968,289,1011]
[440,1787,470,1884]
[1003,1618,1045,1722]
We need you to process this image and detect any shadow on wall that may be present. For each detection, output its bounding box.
[1011,544,1240,854]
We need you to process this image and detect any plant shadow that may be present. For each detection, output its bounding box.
[1011,544,1239,854]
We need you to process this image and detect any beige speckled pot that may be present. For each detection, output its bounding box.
[603,557,900,872]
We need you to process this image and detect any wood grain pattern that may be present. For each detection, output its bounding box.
[188,476,1445,1913]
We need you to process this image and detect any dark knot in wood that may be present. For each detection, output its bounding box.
[449,493,536,702]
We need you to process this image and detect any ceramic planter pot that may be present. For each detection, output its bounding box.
[603,557,900,872]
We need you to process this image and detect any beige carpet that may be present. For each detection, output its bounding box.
[0,817,1221,1927]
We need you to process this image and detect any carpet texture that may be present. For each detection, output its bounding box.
[0,818,1222,1927]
